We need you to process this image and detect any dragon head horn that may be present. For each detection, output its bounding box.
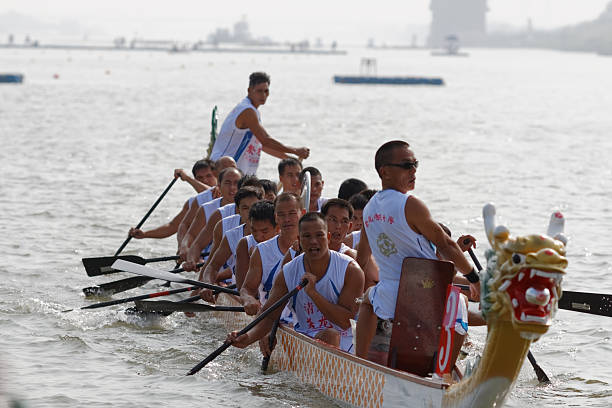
[547,211,567,245]
[483,203,510,250]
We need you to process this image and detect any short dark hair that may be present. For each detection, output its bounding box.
[234,186,263,207]
[249,200,276,226]
[374,140,410,174]
[360,189,378,200]
[278,158,302,176]
[348,192,370,211]
[218,167,242,183]
[301,166,322,179]
[274,192,302,210]
[192,158,214,177]
[338,178,368,201]
[259,179,277,196]
[299,212,327,231]
[249,72,270,88]
[238,174,262,190]
[321,198,353,220]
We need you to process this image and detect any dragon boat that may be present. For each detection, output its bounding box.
[211,203,568,408]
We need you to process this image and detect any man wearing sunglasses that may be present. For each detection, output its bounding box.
[354,140,480,362]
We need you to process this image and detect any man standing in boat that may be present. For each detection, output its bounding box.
[210,72,310,175]
[354,140,480,361]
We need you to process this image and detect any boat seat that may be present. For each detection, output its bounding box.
[387,257,455,377]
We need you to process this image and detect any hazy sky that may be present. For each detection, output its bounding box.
[1,0,610,44]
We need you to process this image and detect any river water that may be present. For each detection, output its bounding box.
[1,46,611,407]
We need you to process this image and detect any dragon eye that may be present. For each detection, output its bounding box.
[512,253,525,264]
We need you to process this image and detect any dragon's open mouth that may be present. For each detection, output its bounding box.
[500,267,563,325]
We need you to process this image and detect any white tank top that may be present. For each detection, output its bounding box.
[226,224,246,256]
[316,197,328,212]
[364,189,437,320]
[256,235,296,302]
[218,203,236,219]
[338,242,351,254]
[283,251,354,353]
[219,215,241,280]
[349,230,361,249]
[210,97,263,175]
[246,234,257,251]
[203,198,222,222]
[195,188,214,207]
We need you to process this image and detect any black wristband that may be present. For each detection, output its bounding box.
[464,268,480,283]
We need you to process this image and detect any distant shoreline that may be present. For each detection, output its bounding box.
[0,43,347,55]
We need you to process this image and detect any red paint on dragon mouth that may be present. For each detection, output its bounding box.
[502,267,562,325]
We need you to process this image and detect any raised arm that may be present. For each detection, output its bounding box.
[240,248,264,315]
[405,196,480,299]
[174,169,211,193]
[234,237,250,290]
[237,109,309,160]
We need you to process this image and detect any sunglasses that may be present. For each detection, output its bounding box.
[384,160,419,170]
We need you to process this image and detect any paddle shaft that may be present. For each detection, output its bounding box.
[262,317,281,372]
[67,286,196,312]
[187,278,309,376]
[115,177,179,256]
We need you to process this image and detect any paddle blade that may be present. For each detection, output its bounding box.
[559,290,612,317]
[82,255,145,277]
[83,276,153,297]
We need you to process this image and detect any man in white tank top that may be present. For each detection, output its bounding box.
[193,187,263,301]
[227,212,364,355]
[178,167,241,261]
[240,193,304,316]
[300,166,328,212]
[182,175,263,267]
[234,201,277,289]
[355,141,481,360]
[321,198,357,259]
[176,157,236,245]
[209,72,310,175]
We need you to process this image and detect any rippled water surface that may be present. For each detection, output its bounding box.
[1,47,611,407]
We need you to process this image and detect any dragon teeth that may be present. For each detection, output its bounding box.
[533,269,563,280]
[499,280,511,292]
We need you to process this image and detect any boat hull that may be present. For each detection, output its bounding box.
[334,75,444,85]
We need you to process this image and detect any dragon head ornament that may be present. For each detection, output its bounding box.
[480,204,568,340]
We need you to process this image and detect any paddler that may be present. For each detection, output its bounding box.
[301,166,328,212]
[239,193,304,316]
[354,140,480,364]
[171,156,237,245]
[227,212,364,354]
[178,167,242,261]
[209,72,310,175]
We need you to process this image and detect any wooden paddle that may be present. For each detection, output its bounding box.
[82,254,180,277]
[465,244,550,383]
[110,260,240,296]
[186,278,309,376]
[114,177,179,256]
[261,318,281,372]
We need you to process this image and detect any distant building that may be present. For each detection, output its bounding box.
[428,0,488,47]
